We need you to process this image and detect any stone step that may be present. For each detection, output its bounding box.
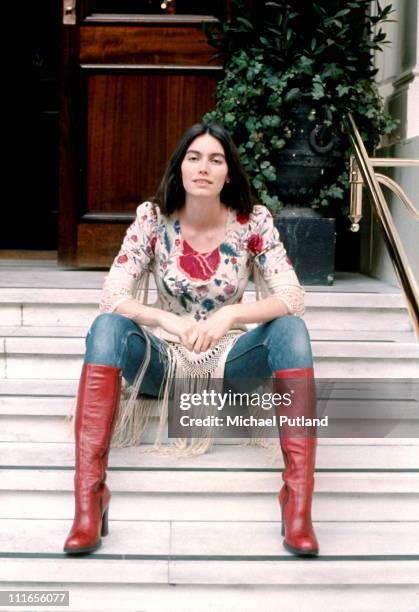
[0,581,417,612]
[0,379,78,396]
[0,268,404,292]
[0,396,76,416]
[0,519,419,560]
[0,305,411,332]
[1,325,416,342]
[1,466,418,494]
[0,390,419,420]
[0,326,89,338]
[2,377,418,401]
[0,285,412,331]
[3,334,418,356]
[1,440,419,469]
[2,489,418,522]
[2,337,418,379]
[2,412,419,442]
[1,520,418,586]
[0,286,407,308]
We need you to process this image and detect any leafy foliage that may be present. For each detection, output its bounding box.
[204,0,398,213]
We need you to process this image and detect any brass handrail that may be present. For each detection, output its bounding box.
[345,113,419,336]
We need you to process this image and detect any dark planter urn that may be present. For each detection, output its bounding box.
[274,101,343,206]
[274,207,336,286]
[271,100,340,285]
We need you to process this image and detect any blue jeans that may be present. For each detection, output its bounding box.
[84,313,313,395]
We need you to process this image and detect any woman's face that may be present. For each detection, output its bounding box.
[180,134,229,200]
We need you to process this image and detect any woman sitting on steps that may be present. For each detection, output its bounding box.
[63,122,319,558]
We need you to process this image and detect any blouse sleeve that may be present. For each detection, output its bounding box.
[99,201,158,313]
[250,205,305,316]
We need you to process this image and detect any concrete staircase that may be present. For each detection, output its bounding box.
[0,264,418,611]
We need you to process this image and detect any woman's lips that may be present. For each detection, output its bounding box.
[194,179,212,185]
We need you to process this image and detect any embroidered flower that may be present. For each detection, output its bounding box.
[130,234,138,242]
[202,298,215,311]
[149,236,157,253]
[236,212,250,224]
[117,254,128,264]
[196,284,208,296]
[248,233,264,254]
[178,241,220,281]
[231,257,237,264]
[223,283,236,295]
[173,280,190,296]
[258,253,266,266]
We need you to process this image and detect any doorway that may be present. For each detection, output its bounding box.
[2,1,60,251]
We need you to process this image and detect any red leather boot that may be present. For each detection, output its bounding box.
[274,367,319,557]
[63,364,121,555]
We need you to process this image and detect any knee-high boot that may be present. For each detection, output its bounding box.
[63,363,121,555]
[274,367,319,557]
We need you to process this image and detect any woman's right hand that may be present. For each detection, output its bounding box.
[156,311,198,350]
[115,300,198,349]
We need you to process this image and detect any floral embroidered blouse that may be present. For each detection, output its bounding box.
[99,201,305,341]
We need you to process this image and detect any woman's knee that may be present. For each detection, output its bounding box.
[88,312,137,343]
[85,312,142,366]
[265,315,313,370]
[268,314,310,341]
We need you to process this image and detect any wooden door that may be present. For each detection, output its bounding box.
[59,0,229,267]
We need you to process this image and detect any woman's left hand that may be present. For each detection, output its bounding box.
[189,306,236,353]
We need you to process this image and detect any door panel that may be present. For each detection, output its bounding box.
[86,73,218,216]
[59,1,228,267]
[80,26,219,64]
[84,0,226,18]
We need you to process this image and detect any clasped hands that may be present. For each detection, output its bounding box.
[159,307,236,353]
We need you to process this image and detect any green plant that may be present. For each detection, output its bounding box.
[203,0,398,214]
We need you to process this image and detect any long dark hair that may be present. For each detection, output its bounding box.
[154,122,255,216]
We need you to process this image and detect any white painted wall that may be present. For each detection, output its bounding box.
[360,0,419,287]
[361,138,419,286]
[374,0,419,140]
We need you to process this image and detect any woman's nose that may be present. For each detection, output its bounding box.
[198,157,209,172]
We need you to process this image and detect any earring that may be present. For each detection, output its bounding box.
[226,178,231,184]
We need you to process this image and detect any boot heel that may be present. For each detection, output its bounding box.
[279,486,287,537]
[101,507,109,537]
